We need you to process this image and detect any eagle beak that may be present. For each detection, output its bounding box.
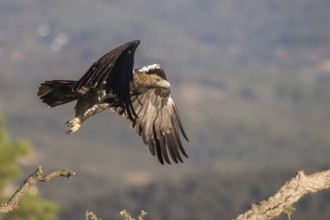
[156,80,171,89]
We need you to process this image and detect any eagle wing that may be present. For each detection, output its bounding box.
[73,40,140,120]
[116,89,189,164]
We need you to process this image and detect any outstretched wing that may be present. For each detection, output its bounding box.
[126,89,189,164]
[73,40,140,120]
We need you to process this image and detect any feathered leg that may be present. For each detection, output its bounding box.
[65,91,110,133]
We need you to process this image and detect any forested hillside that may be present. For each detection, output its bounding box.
[1,0,330,219]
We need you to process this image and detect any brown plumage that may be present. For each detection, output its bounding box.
[37,40,189,164]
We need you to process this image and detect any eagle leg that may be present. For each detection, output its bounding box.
[65,117,81,134]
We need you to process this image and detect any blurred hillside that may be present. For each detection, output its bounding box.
[1,0,330,219]
[1,0,330,76]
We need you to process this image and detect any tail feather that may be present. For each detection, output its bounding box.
[37,80,79,107]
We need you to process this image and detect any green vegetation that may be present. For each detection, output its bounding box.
[0,111,58,220]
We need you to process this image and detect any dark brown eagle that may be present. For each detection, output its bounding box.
[37,40,189,164]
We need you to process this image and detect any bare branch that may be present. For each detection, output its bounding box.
[234,169,330,220]
[0,165,75,214]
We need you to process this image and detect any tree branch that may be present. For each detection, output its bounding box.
[0,165,75,213]
[234,169,330,220]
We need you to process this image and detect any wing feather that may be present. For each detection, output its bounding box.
[109,87,188,164]
[73,40,140,121]
[153,116,171,164]
[114,89,188,164]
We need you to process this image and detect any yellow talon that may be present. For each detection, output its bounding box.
[66,117,81,134]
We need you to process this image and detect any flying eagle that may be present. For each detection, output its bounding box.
[37,40,189,164]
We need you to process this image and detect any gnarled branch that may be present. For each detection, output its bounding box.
[234,169,330,220]
[0,165,75,213]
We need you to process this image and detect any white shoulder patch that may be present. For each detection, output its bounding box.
[138,64,162,73]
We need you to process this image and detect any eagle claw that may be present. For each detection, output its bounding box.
[65,117,81,134]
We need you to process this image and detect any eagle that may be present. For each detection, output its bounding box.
[37,40,189,164]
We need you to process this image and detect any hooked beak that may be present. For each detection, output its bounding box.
[156,80,171,89]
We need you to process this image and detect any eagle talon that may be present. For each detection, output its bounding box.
[65,117,81,134]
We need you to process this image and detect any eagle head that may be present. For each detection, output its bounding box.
[134,64,170,91]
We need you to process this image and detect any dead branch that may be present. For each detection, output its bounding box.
[234,169,330,220]
[0,165,75,213]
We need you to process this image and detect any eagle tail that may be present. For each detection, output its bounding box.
[37,80,79,107]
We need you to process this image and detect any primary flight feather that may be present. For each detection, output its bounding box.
[37,40,189,164]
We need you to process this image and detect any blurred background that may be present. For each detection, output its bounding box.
[1,0,330,219]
